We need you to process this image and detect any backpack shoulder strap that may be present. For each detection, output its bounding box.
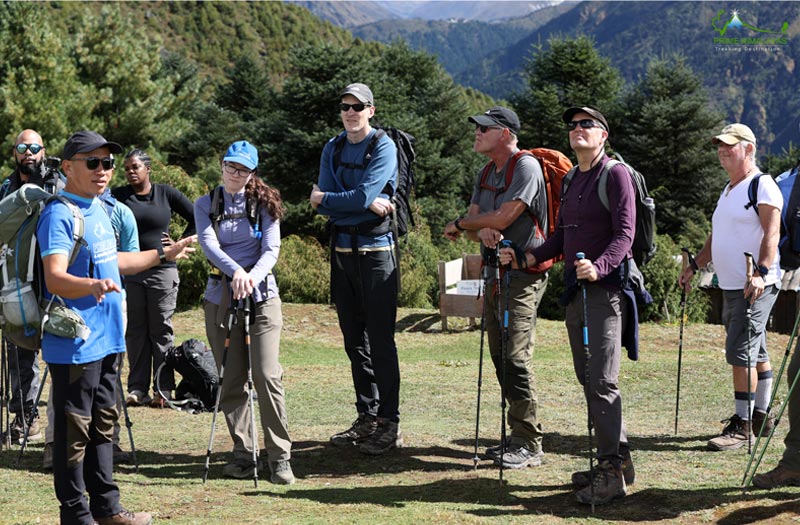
[48,196,86,266]
[746,173,765,216]
[597,159,622,212]
[561,166,580,198]
[479,150,534,192]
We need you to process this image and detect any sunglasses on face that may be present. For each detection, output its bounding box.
[223,162,253,177]
[71,156,115,170]
[15,143,43,155]
[477,125,503,133]
[567,119,603,131]
[339,102,370,112]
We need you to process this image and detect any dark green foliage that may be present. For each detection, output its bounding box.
[612,56,726,241]
[273,235,331,304]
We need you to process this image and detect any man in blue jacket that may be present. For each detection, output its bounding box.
[310,82,402,455]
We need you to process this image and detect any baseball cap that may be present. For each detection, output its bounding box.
[468,106,521,135]
[62,130,123,160]
[712,123,757,146]
[223,140,258,170]
[340,83,374,105]
[562,106,610,133]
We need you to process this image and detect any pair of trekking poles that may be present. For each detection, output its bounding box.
[2,339,139,472]
[0,338,37,453]
[471,247,597,510]
[674,249,800,491]
[202,293,260,488]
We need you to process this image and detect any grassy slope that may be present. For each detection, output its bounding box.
[1,303,798,524]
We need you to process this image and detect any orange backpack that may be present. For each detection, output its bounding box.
[478,148,573,272]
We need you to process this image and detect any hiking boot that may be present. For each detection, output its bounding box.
[96,509,153,525]
[575,460,627,505]
[707,414,752,451]
[269,459,296,485]
[484,436,512,460]
[125,391,152,407]
[222,457,262,479]
[113,444,131,464]
[751,410,775,437]
[752,464,800,489]
[150,392,171,409]
[3,413,43,443]
[493,443,543,469]
[573,452,635,487]
[330,414,378,447]
[359,419,403,455]
[43,442,53,471]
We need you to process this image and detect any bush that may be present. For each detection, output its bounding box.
[274,234,330,304]
[397,222,440,308]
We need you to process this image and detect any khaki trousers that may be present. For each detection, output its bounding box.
[204,297,291,462]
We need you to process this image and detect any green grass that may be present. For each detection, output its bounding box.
[1,303,799,524]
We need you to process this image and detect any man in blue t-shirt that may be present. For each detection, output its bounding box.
[310,83,402,455]
[37,131,194,525]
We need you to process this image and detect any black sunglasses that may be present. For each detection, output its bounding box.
[71,156,115,170]
[567,119,603,131]
[339,102,370,112]
[477,125,504,133]
[15,143,43,155]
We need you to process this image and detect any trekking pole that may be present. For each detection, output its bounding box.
[202,294,238,483]
[472,264,489,470]
[675,248,695,435]
[495,243,508,485]
[116,354,138,473]
[17,365,47,464]
[577,252,595,513]
[744,252,755,456]
[242,296,259,489]
[1,338,8,449]
[12,344,27,444]
[742,345,800,491]
[741,292,800,487]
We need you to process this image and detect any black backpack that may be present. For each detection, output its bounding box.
[745,165,800,270]
[164,338,219,412]
[563,152,657,266]
[332,126,417,239]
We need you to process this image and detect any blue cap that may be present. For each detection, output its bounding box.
[223,140,258,170]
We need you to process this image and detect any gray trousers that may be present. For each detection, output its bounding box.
[4,338,40,415]
[485,270,548,451]
[565,284,629,465]
[125,266,178,396]
[204,297,291,462]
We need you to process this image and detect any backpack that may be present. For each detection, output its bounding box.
[0,184,85,350]
[332,126,417,239]
[746,166,800,270]
[478,148,573,272]
[563,153,657,266]
[164,338,219,412]
[208,185,262,240]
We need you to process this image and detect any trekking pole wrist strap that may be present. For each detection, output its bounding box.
[454,218,466,231]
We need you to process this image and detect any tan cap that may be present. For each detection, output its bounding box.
[712,123,757,146]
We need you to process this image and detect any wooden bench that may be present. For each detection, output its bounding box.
[438,254,484,331]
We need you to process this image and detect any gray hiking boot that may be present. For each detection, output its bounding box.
[269,459,296,485]
[359,419,403,455]
[752,409,775,437]
[573,452,635,487]
[330,414,377,447]
[575,460,627,505]
[707,414,752,451]
[484,436,512,460]
[222,457,262,479]
[493,443,543,469]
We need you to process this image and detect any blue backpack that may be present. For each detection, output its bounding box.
[746,165,800,269]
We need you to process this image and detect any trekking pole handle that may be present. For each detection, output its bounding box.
[500,239,513,270]
[744,251,754,280]
[681,247,698,272]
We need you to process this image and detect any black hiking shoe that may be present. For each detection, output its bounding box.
[359,419,403,455]
[484,436,512,460]
[330,414,378,447]
[575,460,627,505]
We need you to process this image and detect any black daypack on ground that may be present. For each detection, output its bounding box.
[164,338,219,412]
[563,152,657,266]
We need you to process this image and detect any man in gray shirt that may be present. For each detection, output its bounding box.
[444,106,548,469]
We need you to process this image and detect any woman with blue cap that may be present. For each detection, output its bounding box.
[194,140,294,485]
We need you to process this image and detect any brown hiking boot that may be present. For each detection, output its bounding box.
[95,509,153,525]
[751,410,775,437]
[573,452,635,487]
[359,419,403,455]
[707,415,752,451]
[575,460,627,505]
[752,464,800,489]
[330,414,377,446]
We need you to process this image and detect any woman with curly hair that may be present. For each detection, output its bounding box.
[194,140,294,485]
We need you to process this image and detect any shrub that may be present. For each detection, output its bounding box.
[274,234,330,304]
[397,223,440,308]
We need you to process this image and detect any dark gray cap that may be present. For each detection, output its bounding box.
[562,106,609,133]
[340,83,374,105]
[468,106,521,135]
[62,130,123,160]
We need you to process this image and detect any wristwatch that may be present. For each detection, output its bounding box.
[156,244,167,264]
[755,263,769,277]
